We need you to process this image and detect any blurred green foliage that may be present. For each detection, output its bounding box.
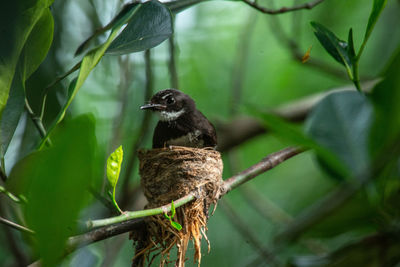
[0,0,399,266]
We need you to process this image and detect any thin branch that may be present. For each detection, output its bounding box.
[242,0,326,15]
[219,199,279,266]
[221,147,304,195]
[32,146,302,261]
[89,193,195,229]
[24,99,52,146]
[0,216,34,234]
[67,219,145,252]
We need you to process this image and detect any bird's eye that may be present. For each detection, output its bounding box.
[166,96,175,105]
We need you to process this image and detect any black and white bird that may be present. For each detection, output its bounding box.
[140,89,217,149]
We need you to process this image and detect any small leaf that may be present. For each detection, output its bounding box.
[107,145,123,189]
[310,22,352,70]
[171,200,176,218]
[305,91,373,178]
[364,0,388,45]
[171,221,182,231]
[106,0,173,55]
[164,213,171,220]
[347,28,356,63]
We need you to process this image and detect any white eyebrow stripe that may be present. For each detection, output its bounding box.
[161,93,173,99]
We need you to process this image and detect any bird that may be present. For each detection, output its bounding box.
[140,89,217,149]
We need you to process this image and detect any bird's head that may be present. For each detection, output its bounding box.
[140,89,196,122]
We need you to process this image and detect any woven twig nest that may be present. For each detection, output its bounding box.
[132,146,223,267]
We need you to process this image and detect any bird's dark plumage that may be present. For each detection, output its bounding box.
[141,89,217,149]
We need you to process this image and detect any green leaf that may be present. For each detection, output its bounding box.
[0,8,54,170]
[75,2,141,56]
[248,108,349,178]
[106,0,173,55]
[166,0,204,13]
[0,64,25,167]
[107,145,123,214]
[171,200,176,218]
[23,8,54,79]
[305,91,373,178]
[310,22,352,75]
[7,115,96,266]
[0,0,53,122]
[347,28,356,63]
[364,0,388,45]
[171,221,182,231]
[107,145,123,189]
[38,5,137,149]
[369,46,400,159]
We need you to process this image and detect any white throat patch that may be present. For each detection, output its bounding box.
[158,109,185,122]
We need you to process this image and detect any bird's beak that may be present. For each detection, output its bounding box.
[140,103,167,111]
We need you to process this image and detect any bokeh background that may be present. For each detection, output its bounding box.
[1,0,400,266]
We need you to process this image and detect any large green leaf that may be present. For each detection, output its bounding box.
[311,22,353,73]
[166,0,205,13]
[0,64,25,167]
[0,8,54,169]
[7,115,97,266]
[0,0,53,121]
[369,47,400,158]
[106,0,173,55]
[23,8,54,79]
[305,91,373,178]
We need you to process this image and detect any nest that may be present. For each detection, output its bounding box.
[131,146,223,267]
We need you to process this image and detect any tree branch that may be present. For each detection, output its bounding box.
[23,146,303,262]
[221,147,304,195]
[242,0,326,15]
[0,216,34,234]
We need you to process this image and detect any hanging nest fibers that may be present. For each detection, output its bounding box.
[131,146,223,267]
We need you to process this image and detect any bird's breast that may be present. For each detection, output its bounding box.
[165,130,204,148]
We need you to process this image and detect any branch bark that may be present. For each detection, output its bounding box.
[242,0,326,15]
[30,146,304,261]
